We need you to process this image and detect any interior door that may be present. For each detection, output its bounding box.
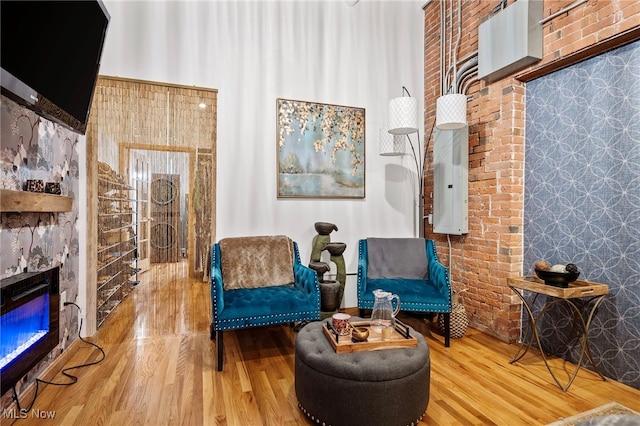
[130,151,151,272]
[150,173,181,263]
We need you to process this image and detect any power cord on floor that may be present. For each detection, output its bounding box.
[12,302,106,413]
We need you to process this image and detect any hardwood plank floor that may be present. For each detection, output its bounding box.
[10,262,640,425]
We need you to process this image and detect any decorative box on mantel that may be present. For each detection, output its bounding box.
[0,189,73,213]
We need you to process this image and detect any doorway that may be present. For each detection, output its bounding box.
[128,148,192,271]
[120,144,203,273]
[86,76,217,334]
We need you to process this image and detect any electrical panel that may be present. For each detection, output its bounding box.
[433,126,468,235]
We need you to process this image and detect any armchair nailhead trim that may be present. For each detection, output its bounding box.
[216,310,318,330]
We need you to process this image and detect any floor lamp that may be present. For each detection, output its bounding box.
[383,87,425,237]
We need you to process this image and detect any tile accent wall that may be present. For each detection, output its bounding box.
[524,41,640,389]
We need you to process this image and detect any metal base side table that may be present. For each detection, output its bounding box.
[508,276,609,392]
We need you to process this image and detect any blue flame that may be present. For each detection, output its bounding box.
[1,293,50,369]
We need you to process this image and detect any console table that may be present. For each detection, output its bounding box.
[508,276,609,391]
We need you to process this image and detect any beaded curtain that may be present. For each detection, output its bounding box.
[524,41,640,389]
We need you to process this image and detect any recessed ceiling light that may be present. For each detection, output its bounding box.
[198,102,206,109]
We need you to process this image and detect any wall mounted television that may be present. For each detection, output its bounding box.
[1,1,110,135]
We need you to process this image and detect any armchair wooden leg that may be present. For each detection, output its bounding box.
[216,330,224,371]
[359,308,365,317]
[444,312,451,348]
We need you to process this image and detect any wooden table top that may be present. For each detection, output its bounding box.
[508,275,609,299]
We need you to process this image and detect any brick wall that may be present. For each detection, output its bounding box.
[423,0,640,342]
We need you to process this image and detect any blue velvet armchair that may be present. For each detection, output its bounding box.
[357,238,452,347]
[210,235,320,370]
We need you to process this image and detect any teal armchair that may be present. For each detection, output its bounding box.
[210,235,320,370]
[357,238,452,346]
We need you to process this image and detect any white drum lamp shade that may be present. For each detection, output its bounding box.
[388,96,418,135]
[380,128,405,156]
[436,94,467,130]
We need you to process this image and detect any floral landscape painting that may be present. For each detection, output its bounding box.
[277,98,365,198]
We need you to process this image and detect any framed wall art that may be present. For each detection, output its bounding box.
[276,98,365,198]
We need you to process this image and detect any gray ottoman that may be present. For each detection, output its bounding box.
[295,319,430,426]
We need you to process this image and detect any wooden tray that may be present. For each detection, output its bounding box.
[322,320,418,354]
[508,276,609,298]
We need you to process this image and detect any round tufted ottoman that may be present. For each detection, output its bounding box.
[295,318,430,426]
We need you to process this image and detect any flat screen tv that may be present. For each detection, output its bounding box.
[1,1,110,135]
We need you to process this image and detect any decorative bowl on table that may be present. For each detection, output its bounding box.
[534,269,580,288]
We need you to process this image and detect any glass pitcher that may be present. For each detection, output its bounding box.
[370,289,400,339]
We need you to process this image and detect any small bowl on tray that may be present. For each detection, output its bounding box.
[535,269,580,288]
[351,326,369,342]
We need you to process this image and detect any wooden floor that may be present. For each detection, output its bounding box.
[11,262,640,425]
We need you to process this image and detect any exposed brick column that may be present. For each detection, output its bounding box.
[423,0,639,343]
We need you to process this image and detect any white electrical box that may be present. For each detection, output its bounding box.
[478,0,543,83]
[433,126,468,235]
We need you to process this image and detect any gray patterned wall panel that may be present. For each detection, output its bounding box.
[524,40,640,390]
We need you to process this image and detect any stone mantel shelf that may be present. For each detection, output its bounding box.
[0,189,73,213]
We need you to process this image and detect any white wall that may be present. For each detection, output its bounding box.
[99,0,425,307]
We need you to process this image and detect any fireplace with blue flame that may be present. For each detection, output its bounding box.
[1,267,59,395]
